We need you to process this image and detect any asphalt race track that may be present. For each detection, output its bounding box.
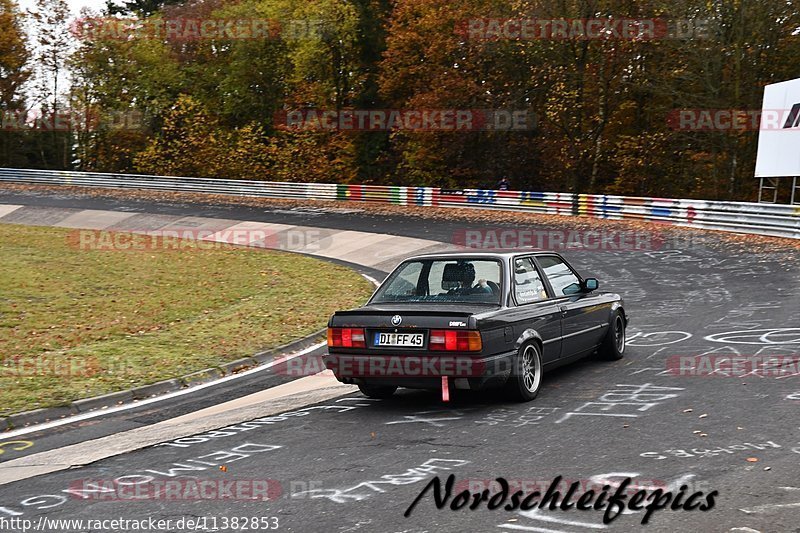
[1,187,799,533]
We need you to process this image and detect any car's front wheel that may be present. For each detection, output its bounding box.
[504,342,543,402]
[598,310,626,360]
[358,383,397,399]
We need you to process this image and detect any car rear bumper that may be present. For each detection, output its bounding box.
[322,351,515,390]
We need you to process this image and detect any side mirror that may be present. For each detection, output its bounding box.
[583,278,599,291]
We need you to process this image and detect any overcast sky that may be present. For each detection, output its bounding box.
[16,0,110,104]
[19,0,108,17]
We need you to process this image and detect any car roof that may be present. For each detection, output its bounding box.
[407,249,563,260]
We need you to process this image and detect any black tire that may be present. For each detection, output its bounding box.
[358,383,397,399]
[503,342,543,402]
[598,310,626,361]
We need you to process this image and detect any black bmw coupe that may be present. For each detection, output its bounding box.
[324,250,628,401]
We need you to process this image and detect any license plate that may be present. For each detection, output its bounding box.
[374,332,424,347]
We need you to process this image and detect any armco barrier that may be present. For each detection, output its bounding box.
[0,168,798,239]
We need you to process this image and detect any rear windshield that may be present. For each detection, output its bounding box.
[370,259,502,305]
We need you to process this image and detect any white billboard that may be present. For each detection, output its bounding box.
[754,77,800,177]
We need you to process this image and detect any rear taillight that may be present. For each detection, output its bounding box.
[429,330,482,351]
[328,327,366,348]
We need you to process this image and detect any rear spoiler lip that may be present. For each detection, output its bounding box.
[333,310,477,317]
[335,303,500,316]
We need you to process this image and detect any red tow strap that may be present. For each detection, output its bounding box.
[442,376,450,402]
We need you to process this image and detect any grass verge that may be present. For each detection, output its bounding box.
[0,223,374,415]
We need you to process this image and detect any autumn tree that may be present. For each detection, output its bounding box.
[607,0,800,199]
[62,0,800,199]
[25,0,72,168]
[0,0,29,109]
[134,94,280,179]
[378,0,544,188]
[0,0,31,167]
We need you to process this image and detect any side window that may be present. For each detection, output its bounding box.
[514,257,547,304]
[385,261,423,296]
[428,261,446,293]
[538,256,581,296]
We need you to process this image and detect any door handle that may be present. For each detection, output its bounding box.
[559,306,568,316]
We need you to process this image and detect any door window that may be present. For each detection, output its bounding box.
[513,257,547,303]
[538,256,581,296]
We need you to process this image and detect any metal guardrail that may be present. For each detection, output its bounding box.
[1,168,798,239]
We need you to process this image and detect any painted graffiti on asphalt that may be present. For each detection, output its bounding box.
[1,398,378,517]
[473,406,560,428]
[155,400,367,449]
[292,458,471,503]
[384,406,561,429]
[704,328,800,345]
[0,443,280,517]
[0,441,33,457]
[641,440,800,460]
[626,330,693,347]
[555,383,684,424]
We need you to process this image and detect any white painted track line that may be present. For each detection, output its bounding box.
[0,375,356,485]
[0,341,325,440]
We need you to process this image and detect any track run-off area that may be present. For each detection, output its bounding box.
[0,186,798,533]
